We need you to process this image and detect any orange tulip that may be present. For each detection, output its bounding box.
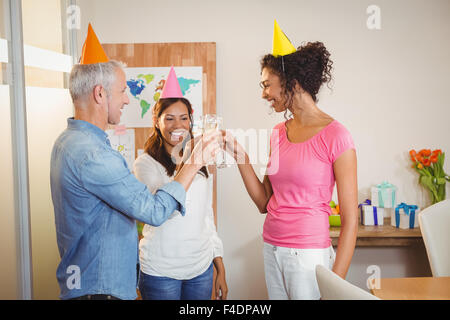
[416,154,424,164]
[432,149,442,156]
[422,158,431,166]
[430,155,438,163]
[409,150,417,162]
[417,163,424,169]
[419,149,432,157]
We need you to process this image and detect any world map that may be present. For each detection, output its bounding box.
[122,67,203,128]
[127,73,201,118]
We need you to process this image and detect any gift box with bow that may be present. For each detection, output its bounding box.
[371,181,397,208]
[358,199,385,226]
[391,202,420,229]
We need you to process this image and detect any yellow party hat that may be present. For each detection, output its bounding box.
[272,19,296,57]
[80,23,109,64]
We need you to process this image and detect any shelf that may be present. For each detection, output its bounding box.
[330,218,423,247]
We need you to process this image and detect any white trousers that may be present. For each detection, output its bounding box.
[263,242,336,300]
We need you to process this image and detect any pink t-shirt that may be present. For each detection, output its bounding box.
[264,120,355,249]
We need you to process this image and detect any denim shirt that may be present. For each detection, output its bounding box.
[50,118,186,300]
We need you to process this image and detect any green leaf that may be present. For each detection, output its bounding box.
[420,175,430,185]
[437,184,446,202]
[433,162,441,177]
[439,152,445,168]
[422,167,432,177]
[420,176,439,200]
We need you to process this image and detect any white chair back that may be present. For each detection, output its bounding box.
[315,265,380,300]
[418,199,450,277]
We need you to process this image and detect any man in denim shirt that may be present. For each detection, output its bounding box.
[50,59,220,300]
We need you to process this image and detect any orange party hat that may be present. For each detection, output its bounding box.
[80,23,109,64]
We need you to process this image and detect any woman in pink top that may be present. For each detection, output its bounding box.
[225,42,358,299]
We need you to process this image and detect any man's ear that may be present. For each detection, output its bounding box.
[93,85,105,105]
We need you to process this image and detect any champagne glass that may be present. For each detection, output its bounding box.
[201,114,228,168]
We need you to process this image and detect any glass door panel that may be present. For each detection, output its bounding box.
[0,0,19,300]
[22,0,74,299]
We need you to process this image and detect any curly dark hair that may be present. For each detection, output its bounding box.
[260,41,333,108]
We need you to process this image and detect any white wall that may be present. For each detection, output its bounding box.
[77,0,450,298]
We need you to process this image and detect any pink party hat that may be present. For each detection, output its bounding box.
[161,66,183,98]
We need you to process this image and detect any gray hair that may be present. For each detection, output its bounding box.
[69,60,126,102]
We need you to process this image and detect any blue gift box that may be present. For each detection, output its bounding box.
[391,202,419,229]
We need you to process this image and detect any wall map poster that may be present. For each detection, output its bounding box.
[122,66,203,127]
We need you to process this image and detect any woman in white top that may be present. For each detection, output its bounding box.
[134,97,228,300]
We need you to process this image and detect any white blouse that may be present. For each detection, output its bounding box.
[133,153,224,280]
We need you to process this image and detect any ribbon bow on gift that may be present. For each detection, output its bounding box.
[395,202,418,229]
[376,181,397,208]
[358,199,372,208]
[358,199,379,225]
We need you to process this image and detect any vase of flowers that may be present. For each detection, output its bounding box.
[409,149,449,205]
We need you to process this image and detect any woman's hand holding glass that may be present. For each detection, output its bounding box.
[201,114,229,168]
[182,130,222,168]
[223,131,247,165]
